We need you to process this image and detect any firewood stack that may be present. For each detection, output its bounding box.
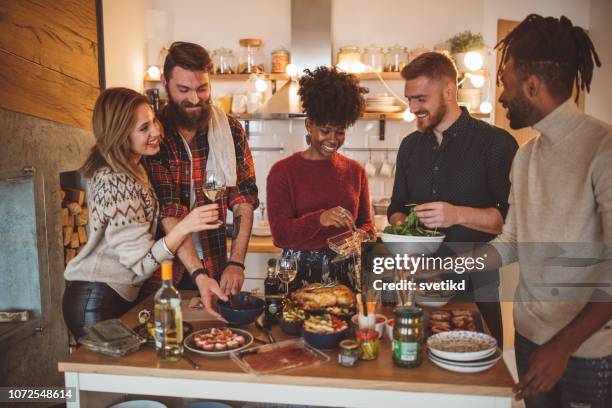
[61,187,88,265]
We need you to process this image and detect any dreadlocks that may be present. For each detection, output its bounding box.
[495,14,601,102]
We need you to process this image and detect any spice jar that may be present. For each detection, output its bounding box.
[356,328,379,360]
[362,46,385,72]
[385,45,408,72]
[271,47,290,74]
[338,339,360,367]
[336,46,361,72]
[392,306,423,368]
[238,38,265,74]
[212,48,236,75]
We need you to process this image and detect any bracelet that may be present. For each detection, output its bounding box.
[225,261,245,271]
[190,268,208,283]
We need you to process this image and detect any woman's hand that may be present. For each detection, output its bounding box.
[179,204,221,233]
[320,206,355,230]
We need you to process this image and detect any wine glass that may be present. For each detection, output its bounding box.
[202,170,226,224]
[276,254,298,297]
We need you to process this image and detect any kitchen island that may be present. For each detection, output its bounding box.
[58,292,514,408]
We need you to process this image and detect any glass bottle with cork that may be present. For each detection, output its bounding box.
[154,261,183,362]
[264,258,282,324]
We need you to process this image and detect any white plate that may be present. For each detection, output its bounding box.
[427,331,497,362]
[364,105,402,113]
[366,96,396,104]
[428,347,502,367]
[415,293,455,308]
[428,352,499,373]
[184,327,253,357]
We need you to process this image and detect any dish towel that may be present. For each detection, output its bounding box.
[206,104,237,187]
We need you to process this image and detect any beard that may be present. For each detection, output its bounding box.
[166,95,211,131]
[416,100,447,134]
[504,90,536,130]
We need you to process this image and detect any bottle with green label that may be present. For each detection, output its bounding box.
[392,306,423,368]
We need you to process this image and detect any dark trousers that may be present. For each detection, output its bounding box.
[62,281,134,340]
[515,332,612,408]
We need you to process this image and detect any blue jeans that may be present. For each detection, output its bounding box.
[515,332,612,408]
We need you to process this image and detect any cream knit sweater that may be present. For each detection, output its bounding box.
[494,99,612,358]
[64,166,173,302]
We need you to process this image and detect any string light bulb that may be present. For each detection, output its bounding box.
[403,109,415,122]
[146,65,161,80]
[254,77,268,92]
[285,63,298,77]
[464,51,483,71]
[479,101,493,114]
[466,73,485,88]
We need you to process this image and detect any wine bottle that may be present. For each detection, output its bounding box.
[154,261,183,362]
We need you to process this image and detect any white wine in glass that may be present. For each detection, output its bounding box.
[202,170,226,225]
[276,255,298,297]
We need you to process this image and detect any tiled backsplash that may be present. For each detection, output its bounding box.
[242,118,416,213]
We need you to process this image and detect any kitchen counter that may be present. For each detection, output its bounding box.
[228,235,280,253]
[58,292,514,407]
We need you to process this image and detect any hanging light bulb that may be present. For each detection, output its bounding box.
[464,51,483,71]
[285,63,298,77]
[254,77,268,92]
[479,101,493,114]
[466,73,485,88]
[351,61,366,73]
[403,109,415,122]
[146,65,161,80]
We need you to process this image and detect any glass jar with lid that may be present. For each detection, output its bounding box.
[385,45,409,72]
[362,46,385,72]
[356,328,379,360]
[336,46,361,72]
[238,38,264,74]
[338,339,360,367]
[392,306,423,368]
[212,47,236,75]
[271,47,290,74]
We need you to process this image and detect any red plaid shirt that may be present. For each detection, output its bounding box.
[145,108,259,284]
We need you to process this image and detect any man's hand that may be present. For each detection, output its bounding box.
[194,274,228,322]
[220,264,245,295]
[414,202,461,229]
[513,340,571,400]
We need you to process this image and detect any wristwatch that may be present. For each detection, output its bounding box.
[190,267,208,283]
[225,261,246,271]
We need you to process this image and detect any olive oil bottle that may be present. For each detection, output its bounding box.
[154,261,183,362]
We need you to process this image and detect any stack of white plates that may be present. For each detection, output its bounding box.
[365,95,401,113]
[427,331,501,373]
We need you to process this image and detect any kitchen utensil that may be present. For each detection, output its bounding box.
[365,150,377,177]
[255,314,276,344]
[379,151,393,177]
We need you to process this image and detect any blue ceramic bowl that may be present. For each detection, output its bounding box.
[302,327,348,349]
[279,318,303,336]
[216,293,265,326]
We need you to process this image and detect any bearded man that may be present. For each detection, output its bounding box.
[387,51,518,346]
[146,42,259,321]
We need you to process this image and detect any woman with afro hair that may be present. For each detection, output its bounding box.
[266,66,374,292]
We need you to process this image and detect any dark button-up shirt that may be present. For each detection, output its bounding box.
[388,107,518,243]
[145,108,259,283]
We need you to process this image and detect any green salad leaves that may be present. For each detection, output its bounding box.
[382,207,441,237]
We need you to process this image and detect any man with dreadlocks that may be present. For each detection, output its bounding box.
[495,14,612,406]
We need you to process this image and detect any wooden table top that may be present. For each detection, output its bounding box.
[58,292,514,397]
[229,235,279,253]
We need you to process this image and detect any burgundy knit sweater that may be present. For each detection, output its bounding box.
[266,152,374,251]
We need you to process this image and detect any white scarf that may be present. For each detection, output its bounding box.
[206,104,237,187]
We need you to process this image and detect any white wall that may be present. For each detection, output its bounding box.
[585,0,612,124]
[103,0,152,91]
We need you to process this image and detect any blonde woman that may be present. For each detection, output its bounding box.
[63,87,222,339]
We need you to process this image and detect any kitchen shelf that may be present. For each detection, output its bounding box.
[144,72,404,83]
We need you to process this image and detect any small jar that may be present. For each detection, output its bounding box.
[212,48,236,75]
[362,46,385,72]
[356,328,379,360]
[336,46,361,72]
[385,45,408,72]
[239,38,264,74]
[392,306,423,368]
[271,47,290,74]
[338,339,360,367]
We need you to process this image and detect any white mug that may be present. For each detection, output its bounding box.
[379,160,393,177]
[365,159,377,177]
[231,94,247,114]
